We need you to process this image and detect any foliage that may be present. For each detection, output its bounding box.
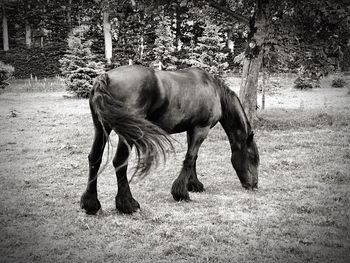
[3,0,349,81]
[0,43,65,78]
[184,21,228,74]
[9,0,100,45]
[215,0,350,76]
[108,3,143,66]
[331,77,346,88]
[0,61,15,89]
[104,2,159,67]
[265,0,349,76]
[340,45,350,71]
[59,25,104,98]
[153,14,178,69]
[294,76,318,90]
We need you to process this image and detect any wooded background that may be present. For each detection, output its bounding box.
[1,0,349,121]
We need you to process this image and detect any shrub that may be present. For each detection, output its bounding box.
[331,77,346,88]
[60,25,104,98]
[294,76,320,89]
[0,61,15,89]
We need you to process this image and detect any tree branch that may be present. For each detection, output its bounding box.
[206,0,250,25]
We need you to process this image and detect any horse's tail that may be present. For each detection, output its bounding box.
[90,73,173,176]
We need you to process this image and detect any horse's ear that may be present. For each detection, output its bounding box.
[247,131,254,145]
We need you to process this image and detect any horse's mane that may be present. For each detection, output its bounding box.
[214,76,252,135]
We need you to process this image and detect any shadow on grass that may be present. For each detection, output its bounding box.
[256,109,349,131]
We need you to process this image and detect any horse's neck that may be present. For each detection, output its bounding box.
[219,89,250,147]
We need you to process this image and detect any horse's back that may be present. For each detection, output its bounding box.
[100,65,222,133]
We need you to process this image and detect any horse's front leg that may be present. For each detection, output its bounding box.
[171,126,209,201]
[80,121,111,215]
[114,139,140,214]
[187,156,204,192]
[186,130,204,192]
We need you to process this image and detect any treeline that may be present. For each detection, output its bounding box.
[1,0,248,78]
[1,0,349,119]
[2,0,349,77]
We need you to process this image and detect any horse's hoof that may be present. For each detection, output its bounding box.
[80,191,101,215]
[115,195,140,214]
[187,181,204,192]
[171,179,191,201]
[171,191,191,202]
[242,182,258,191]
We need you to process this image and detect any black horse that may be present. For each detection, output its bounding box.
[80,65,259,214]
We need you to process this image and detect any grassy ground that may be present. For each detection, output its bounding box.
[0,76,349,262]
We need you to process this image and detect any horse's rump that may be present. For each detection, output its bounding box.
[90,71,173,175]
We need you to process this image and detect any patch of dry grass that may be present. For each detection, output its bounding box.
[0,79,349,262]
[3,76,66,93]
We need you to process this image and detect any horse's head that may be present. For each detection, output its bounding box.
[231,131,259,190]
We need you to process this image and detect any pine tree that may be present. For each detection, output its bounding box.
[60,25,104,98]
[153,15,177,70]
[189,22,228,74]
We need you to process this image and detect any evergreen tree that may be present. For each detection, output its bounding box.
[187,21,228,74]
[153,15,177,69]
[60,25,104,98]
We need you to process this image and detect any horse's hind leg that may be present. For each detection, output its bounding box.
[113,139,140,214]
[171,126,210,201]
[80,116,111,215]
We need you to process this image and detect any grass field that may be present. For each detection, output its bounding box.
[0,76,349,262]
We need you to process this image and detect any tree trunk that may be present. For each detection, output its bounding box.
[25,21,32,48]
[227,30,234,52]
[239,54,263,123]
[103,10,112,64]
[2,2,9,51]
[175,2,182,51]
[207,0,269,126]
[261,66,268,110]
[239,0,268,127]
[24,1,32,48]
[140,35,144,60]
[67,0,72,30]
